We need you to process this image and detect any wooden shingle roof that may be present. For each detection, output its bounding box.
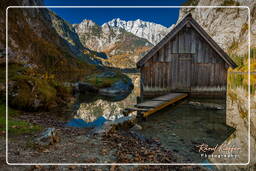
[137,13,237,68]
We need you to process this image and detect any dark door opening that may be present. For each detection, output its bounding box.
[170,53,192,92]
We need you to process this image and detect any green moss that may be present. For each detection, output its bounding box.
[229,39,239,52]
[231,55,244,67]
[8,74,73,111]
[227,90,238,102]
[36,79,57,102]
[0,63,26,83]
[85,75,120,88]
[241,23,248,34]
[230,48,256,70]
[227,73,247,92]
[84,71,130,89]
[1,63,79,112]
[0,103,42,136]
[9,78,34,110]
[251,48,256,59]
[54,83,73,100]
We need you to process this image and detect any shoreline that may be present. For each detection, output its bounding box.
[1,110,208,170]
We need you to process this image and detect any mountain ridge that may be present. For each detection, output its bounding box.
[73,19,154,68]
[105,18,173,45]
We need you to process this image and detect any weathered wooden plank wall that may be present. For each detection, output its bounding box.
[141,25,228,97]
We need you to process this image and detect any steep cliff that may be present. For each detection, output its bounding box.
[179,0,256,58]
[49,11,107,64]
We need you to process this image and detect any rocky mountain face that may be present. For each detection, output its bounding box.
[49,11,85,50]
[179,0,256,57]
[106,18,172,45]
[0,0,102,70]
[49,11,107,64]
[74,20,153,68]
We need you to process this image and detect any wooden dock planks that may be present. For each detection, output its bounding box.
[123,93,188,117]
[142,93,187,117]
[135,100,165,108]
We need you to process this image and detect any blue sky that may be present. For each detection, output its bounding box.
[44,0,187,27]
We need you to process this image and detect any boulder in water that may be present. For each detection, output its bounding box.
[99,80,133,97]
[34,128,59,146]
[89,115,137,135]
[188,101,225,110]
[78,82,98,93]
[130,124,143,131]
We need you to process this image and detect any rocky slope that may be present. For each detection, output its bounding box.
[49,11,107,64]
[48,11,85,51]
[74,20,153,68]
[179,0,256,57]
[0,0,104,69]
[0,0,112,111]
[106,18,172,45]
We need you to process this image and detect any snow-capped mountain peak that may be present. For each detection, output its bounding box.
[104,18,172,45]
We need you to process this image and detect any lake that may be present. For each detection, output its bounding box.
[67,72,255,166]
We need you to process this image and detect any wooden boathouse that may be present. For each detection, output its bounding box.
[137,13,237,97]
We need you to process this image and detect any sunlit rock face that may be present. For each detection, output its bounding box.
[73,18,173,68]
[74,18,171,50]
[178,0,256,56]
[209,75,256,170]
[106,18,173,45]
[74,19,120,52]
[73,19,153,68]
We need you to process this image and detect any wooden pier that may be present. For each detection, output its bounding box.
[124,93,188,117]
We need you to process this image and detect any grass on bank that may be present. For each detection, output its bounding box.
[0,103,42,137]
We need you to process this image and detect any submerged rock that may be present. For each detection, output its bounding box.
[34,128,59,146]
[78,71,133,98]
[78,82,98,93]
[129,131,147,142]
[89,121,113,136]
[99,80,133,97]
[130,124,143,132]
[188,101,225,110]
[0,48,6,58]
[108,115,137,129]
[89,115,137,135]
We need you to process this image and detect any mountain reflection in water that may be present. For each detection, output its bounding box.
[72,74,140,123]
[66,72,254,165]
[66,116,107,128]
